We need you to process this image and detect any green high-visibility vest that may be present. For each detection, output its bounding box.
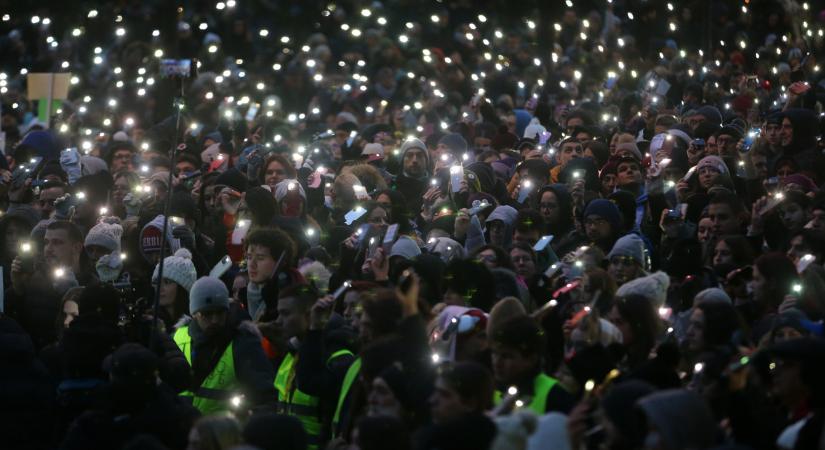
[332,357,361,434]
[493,373,559,415]
[275,348,353,450]
[174,325,240,415]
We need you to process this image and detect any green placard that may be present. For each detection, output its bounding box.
[37,99,62,123]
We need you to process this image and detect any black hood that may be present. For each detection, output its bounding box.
[782,108,818,154]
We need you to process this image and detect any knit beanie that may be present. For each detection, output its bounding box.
[615,271,671,307]
[84,217,124,253]
[438,133,469,155]
[615,142,642,161]
[389,235,421,260]
[400,138,430,177]
[583,199,622,232]
[153,248,197,292]
[607,234,646,268]
[426,237,466,264]
[694,287,732,305]
[274,179,307,202]
[139,215,182,262]
[189,276,230,315]
[695,105,723,127]
[696,155,729,175]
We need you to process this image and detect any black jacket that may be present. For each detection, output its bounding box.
[59,382,199,450]
[394,174,428,217]
[0,316,55,450]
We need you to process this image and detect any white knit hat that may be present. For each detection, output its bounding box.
[84,217,123,253]
[153,248,197,292]
[615,271,671,307]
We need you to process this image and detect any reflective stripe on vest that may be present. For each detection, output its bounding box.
[493,373,559,415]
[274,349,353,449]
[332,357,361,433]
[174,326,239,415]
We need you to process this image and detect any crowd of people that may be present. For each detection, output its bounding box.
[2,0,825,449]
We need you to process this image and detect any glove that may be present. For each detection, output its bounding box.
[52,194,76,220]
[96,253,124,283]
[123,193,142,217]
[60,148,82,184]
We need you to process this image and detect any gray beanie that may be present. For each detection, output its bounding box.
[438,133,469,154]
[389,235,422,260]
[84,217,124,253]
[607,234,646,268]
[399,138,430,177]
[153,248,197,292]
[615,271,670,307]
[189,276,230,315]
[694,287,732,305]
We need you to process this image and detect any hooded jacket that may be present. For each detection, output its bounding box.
[780,108,823,182]
[485,205,518,248]
[394,138,430,214]
[0,316,55,450]
[535,184,583,258]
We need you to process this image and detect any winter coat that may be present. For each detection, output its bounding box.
[179,314,277,408]
[0,316,55,450]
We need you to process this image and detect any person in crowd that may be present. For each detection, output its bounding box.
[173,277,277,415]
[0,2,824,450]
[273,284,355,449]
[489,315,575,414]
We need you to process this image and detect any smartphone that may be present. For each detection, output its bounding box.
[352,184,369,201]
[367,236,379,259]
[245,103,260,122]
[533,235,554,252]
[450,165,463,193]
[17,241,35,272]
[331,280,352,303]
[742,127,760,152]
[355,224,372,247]
[517,180,534,204]
[344,206,368,225]
[209,255,233,279]
[397,269,415,294]
[681,165,697,182]
[231,219,251,245]
[382,224,399,253]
